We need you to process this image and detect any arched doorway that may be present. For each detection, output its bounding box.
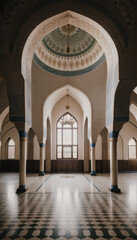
[20,9,121,187]
[7,138,15,159]
[43,85,91,173]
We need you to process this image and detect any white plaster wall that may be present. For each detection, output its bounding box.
[70,61,107,142]
[95,135,102,160]
[33,135,40,160]
[51,96,84,160]
[119,122,137,160]
[32,62,66,143]
[32,59,107,143]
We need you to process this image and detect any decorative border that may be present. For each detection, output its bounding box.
[33,53,105,76]
[19,131,27,138]
[42,37,96,57]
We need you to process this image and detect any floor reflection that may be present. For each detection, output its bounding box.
[0,173,137,239]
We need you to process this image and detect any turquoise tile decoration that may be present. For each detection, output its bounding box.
[33,53,105,76]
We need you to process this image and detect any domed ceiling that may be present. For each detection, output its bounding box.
[33,24,105,76]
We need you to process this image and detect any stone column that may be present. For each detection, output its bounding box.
[16,131,27,193]
[109,132,121,193]
[90,143,96,176]
[39,143,45,176]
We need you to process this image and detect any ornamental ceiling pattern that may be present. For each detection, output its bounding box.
[43,24,95,57]
[34,24,105,76]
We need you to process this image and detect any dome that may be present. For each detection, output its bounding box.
[33,24,105,76]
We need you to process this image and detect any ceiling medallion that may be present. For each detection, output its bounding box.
[59,24,78,37]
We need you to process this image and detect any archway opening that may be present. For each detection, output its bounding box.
[22,10,119,132]
[7,138,15,159]
[128,138,136,159]
[57,112,78,159]
[21,10,120,174]
[42,85,91,173]
[43,84,91,160]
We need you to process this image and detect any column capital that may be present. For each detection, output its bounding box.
[109,131,119,138]
[39,143,45,147]
[19,130,27,138]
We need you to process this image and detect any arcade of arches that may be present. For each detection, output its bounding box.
[0,2,137,193]
[1,2,137,240]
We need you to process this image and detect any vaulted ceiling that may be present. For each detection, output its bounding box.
[33,24,105,76]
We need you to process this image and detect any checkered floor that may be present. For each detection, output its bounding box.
[0,173,137,239]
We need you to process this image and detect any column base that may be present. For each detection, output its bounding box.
[90,171,96,176]
[39,171,45,176]
[16,185,27,194]
[110,185,121,193]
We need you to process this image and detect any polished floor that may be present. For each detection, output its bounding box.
[0,173,137,239]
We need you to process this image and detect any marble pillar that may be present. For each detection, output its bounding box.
[90,143,96,176]
[109,132,121,193]
[16,131,27,193]
[39,143,45,176]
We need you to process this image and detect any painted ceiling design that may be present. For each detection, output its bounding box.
[33,24,105,76]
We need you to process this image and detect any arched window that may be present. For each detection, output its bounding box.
[57,113,78,159]
[128,138,136,159]
[8,139,15,159]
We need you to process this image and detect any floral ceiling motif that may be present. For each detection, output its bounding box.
[34,24,105,76]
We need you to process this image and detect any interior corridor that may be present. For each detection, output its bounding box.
[0,173,137,239]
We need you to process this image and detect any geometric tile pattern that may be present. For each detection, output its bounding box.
[0,174,137,239]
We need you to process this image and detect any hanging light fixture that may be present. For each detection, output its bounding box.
[66,22,70,110]
[66,24,70,54]
[66,88,70,110]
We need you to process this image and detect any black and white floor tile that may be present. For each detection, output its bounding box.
[0,173,137,239]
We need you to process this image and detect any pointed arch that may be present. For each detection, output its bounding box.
[43,84,92,144]
[56,112,78,159]
[128,138,136,159]
[22,10,119,134]
[7,138,15,159]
